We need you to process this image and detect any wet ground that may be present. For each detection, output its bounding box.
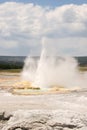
[0,72,20,90]
[0,72,87,112]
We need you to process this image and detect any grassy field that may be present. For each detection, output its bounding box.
[0,69,22,73]
[79,66,87,71]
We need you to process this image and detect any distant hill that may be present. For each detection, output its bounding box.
[0,56,26,69]
[76,56,87,66]
[0,56,87,69]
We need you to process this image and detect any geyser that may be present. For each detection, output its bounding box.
[21,43,87,89]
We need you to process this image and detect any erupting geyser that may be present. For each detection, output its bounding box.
[21,43,87,90]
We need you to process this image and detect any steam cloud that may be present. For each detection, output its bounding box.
[21,39,87,89]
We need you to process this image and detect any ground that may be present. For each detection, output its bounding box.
[0,71,87,130]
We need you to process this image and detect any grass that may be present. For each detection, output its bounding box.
[79,66,87,71]
[0,69,22,73]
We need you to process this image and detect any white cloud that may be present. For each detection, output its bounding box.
[0,2,87,56]
[0,39,18,48]
[43,37,87,56]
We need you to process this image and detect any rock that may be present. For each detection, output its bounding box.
[1,110,87,130]
[0,112,12,121]
[15,128,22,130]
[0,112,12,130]
[54,126,63,130]
[0,112,4,120]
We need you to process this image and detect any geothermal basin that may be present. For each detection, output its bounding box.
[0,60,87,129]
[0,45,87,95]
[1,45,87,95]
[0,72,87,130]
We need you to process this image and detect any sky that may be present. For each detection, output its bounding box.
[0,0,87,7]
[0,0,87,56]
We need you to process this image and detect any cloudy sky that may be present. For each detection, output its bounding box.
[0,0,87,56]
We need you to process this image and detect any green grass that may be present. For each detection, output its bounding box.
[0,69,22,73]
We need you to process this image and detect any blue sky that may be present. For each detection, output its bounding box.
[0,1,87,56]
[0,0,87,7]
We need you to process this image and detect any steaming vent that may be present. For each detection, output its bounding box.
[21,45,87,91]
